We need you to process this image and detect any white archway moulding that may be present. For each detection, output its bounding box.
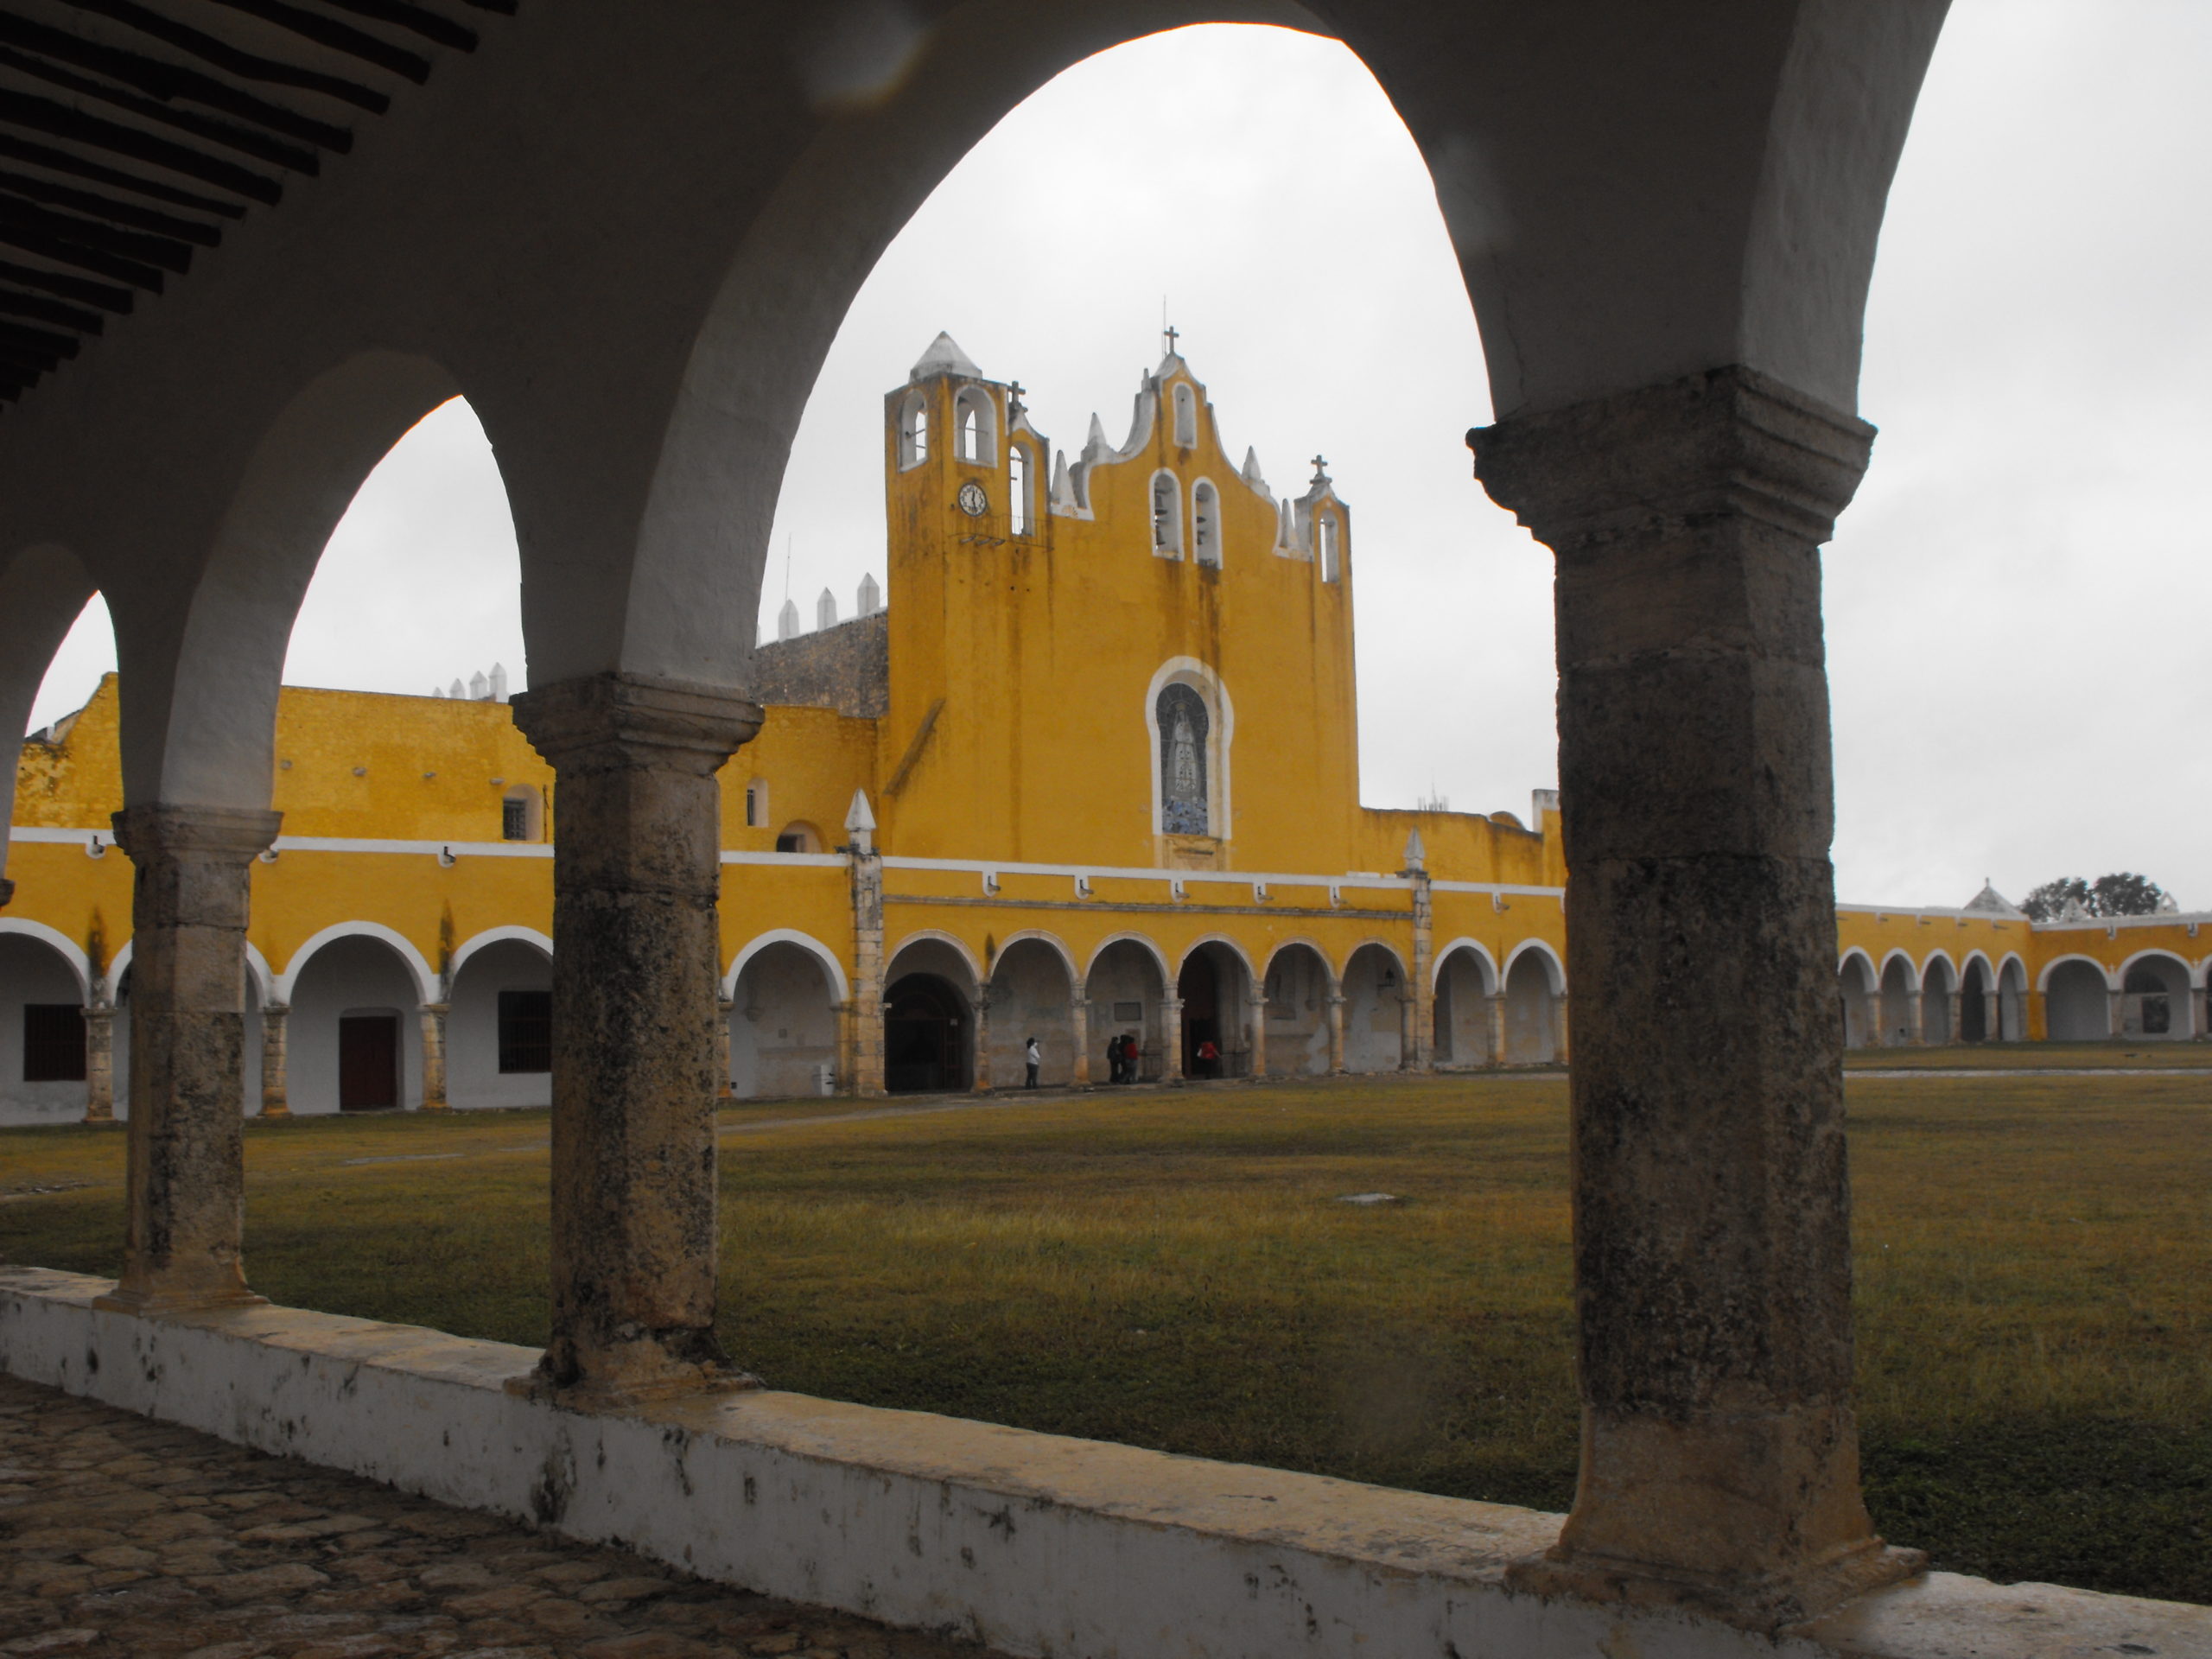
[1083,931,1174,990]
[96,938,275,1006]
[1174,932,1257,982]
[276,922,439,1006]
[1342,938,1409,980]
[724,928,851,1003]
[2036,953,2115,995]
[988,930,1082,991]
[1261,937,1338,989]
[1957,950,1994,983]
[1502,938,1566,993]
[884,929,983,994]
[448,925,555,984]
[1836,947,1878,981]
[2116,947,2194,988]
[0,918,92,1002]
[1144,656,1235,841]
[1918,950,1958,989]
[1432,938,1503,992]
[1878,950,1921,992]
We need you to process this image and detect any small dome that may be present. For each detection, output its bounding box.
[909,331,982,381]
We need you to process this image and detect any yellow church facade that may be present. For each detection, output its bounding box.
[3,339,2206,1122]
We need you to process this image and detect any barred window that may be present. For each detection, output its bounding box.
[22,1004,86,1082]
[498,990,551,1073]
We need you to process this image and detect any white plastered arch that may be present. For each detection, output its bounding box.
[1175,932,1258,983]
[885,929,982,997]
[450,925,555,985]
[2036,953,2115,994]
[1877,949,1922,992]
[1917,950,1959,991]
[1262,937,1338,991]
[276,922,438,1006]
[1956,949,1996,988]
[0,918,92,1002]
[1083,931,1173,994]
[1433,937,1503,993]
[1145,656,1235,841]
[2116,947,2191,989]
[1340,938,1409,982]
[1836,946,1878,986]
[1503,938,1566,994]
[988,930,1081,995]
[725,927,850,1003]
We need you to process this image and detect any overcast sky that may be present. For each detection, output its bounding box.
[27,2,2212,909]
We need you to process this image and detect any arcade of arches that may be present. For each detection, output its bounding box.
[10,3,2191,1644]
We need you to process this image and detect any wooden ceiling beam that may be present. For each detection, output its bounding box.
[205,0,431,84]
[55,0,389,113]
[0,86,282,203]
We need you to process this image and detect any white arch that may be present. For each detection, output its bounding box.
[245,942,274,1006]
[1261,937,1338,990]
[886,928,983,995]
[1432,937,1502,993]
[1995,952,2029,988]
[2036,952,2116,994]
[1956,949,1995,987]
[1503,938,1567,994]
[1145,655,1236,841]
[1836,946,1878,984]
[1175,931,1257,982]
[103,938,130,1004]
[725,927,850,1003]
[1083,931,1173,992]
[1341,938,1409,982]
[988,929,1081,992]
[1877,949,1922,992]
[449,925,554,985]
[1918,950,1959,990]
[0,918,91,1001]
[2116,946,2191,987]
[276,921,438,1005]
[1190,476,1223,567]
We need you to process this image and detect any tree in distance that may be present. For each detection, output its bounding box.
[2020,873,2175,922]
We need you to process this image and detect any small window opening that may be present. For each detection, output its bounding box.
[497,989,552,1073]
[1319,512,1341,582]
[1151,472,1181,556]
[776,822,821,855]
[502,786,540,841]
[745,779,765,829]
[22,1004,86,1082]
[1192,480,1221,567]
[1009,445,1031,535]
[1173,383,1197,448]
[953,388,995,464]
[960,403,980,461]
[900,394,928,467]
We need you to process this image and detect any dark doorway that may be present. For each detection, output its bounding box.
[885,974,968,1094]
[338,1013,399,1110]
[1179,951,1220,1077]
[1959,963,1989,1042]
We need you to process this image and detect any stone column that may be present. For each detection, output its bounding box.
[715,996,734,1099]
[1070,993,1090,1085]
[1486,991,1507,1067]
[1408,862,1434,1071]
[1945,991,1962,1047]
[96,804,282,1314]
[1160,995,1184,1082]
[972,991,992,1091]
[1471,367,1913,1624]
[1981,991,1999,1046]
[258,1003,290,1119]
[82,1003,115,1123]
[418,1003,450,1111]
[1325,992,1345,1076]
[1248,991,1268,1079]
[510,673,760,1404]
[2031,990,2049,1043]
[1904,989,1924,1046]
[2198,985,2210,1043]
[2107,988,2126,1039]
[1398,992,1418,1071]
[848,836,885,1098]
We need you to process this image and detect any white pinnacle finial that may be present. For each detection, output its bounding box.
[777,598,800,641]
[909,331,982,381]
[1404,828,1426,872]
[844,787,876,851]
[817,587,838,631]
[1242,446,1267,489]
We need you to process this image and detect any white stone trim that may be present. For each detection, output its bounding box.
[2113,945,2193,988]
[1144,657,1233,842]
[1502,938,1566,994]
[1877,948,1922,993]
[1261,937,1339,993]
[987,930,1082,993]
[2035,952,2114,995]
[1173,932,1256,981]
[1341,938,1408,982]
[1836,946,1878,984]
[1956,949,1996,987]
[1917,949,1959,990]
[724,927,850,1004]
[276,921,439,1006]
[0,917,91,1001]
[1082,931,1173,993]
[884,929,983,996]
[1432,937,1502,994]
[721,850,848,869]
[448,925,554,984]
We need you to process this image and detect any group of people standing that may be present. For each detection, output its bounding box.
[1104,1031,1144,1084]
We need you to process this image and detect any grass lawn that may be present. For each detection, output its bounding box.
[3,1067,2208,1605]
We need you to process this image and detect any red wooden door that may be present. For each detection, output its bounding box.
[338,1014,398,1110]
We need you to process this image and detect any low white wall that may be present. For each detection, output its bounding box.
[2,1268,2205,1659]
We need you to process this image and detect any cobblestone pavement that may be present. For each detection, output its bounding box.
[0,1375,1009,1659]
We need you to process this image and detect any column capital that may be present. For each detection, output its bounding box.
[511,671,761,778]
[111,804,283,866]
[1468,365,1875,549]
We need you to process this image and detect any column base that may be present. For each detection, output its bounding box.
[1506,1538,1924,1633]
[508,1351,762,1414]
[81,1106,114,1126]
[419,1101,452,1115]
[92,1283,269,1317]
[259,1103,292,1121]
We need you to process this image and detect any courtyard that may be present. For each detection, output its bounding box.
[2,1064,2206,1608]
